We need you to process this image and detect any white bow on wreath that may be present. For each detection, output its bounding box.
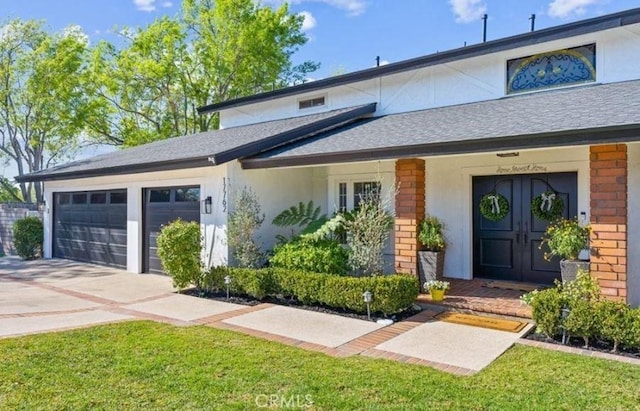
[486,194,501,214]
[540,192,556,212]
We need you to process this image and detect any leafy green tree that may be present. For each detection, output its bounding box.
[0,176,22,202]
[87,0,318,147]
[0,20,91,203]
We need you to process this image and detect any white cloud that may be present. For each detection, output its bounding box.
[133,0,156,12]
[161,1,173,7]
[299,11,317,31]
[449,0,487,23]
[548,0,601,18]
[263,0,368,16]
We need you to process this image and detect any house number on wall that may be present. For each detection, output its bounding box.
[496,164,548,174]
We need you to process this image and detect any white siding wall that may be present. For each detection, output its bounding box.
[627,142,640,306]
[43,166,227,273]
[425,147,590,280]
[221,25,640,128]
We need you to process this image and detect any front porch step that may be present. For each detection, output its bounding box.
[416,293,533,320]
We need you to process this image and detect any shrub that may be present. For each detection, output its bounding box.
[629,308,640,349]
[269,238,349,275]
[418,215,446,251]
[530,287,565,338]
[564,298,598,347]
[596,300,635,352]
[13,217,43,260]
[156,219,202,291]
[345,187,395,276]
[541,218,590,261]
[203,266,419,316]
[227,187,264,268]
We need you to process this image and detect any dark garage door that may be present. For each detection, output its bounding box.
[144,186,200,273]
[53,190,127,268]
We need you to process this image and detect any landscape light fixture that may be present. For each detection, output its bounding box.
[363,291,373,321]
[224,275,231,300]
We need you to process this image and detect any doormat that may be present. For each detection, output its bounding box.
[434,311,528,333]
[483,280,546,293]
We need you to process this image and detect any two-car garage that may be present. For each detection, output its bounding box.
[53,186,200,273]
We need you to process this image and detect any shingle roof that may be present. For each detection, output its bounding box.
[198,7,640,114]
[242,80,640,169]
[16,104,376,182]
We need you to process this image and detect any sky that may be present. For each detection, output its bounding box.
[1,0,639,178]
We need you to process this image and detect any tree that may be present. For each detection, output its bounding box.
[0,20,91,203]
[87,0,319,147]
[0,176,22,202]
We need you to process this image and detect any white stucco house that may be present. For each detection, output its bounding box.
[18,8,640,305]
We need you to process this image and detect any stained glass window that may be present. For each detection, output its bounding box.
[507,44,596,94]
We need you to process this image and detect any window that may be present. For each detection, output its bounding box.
[90,192,107,204]
[72,193,87,204]
[175,187,200,202]
[298,96,325,110]
[110,191,127,204]
[353,182,381,209]
[149,189,171,203]
[338,183,347,213]
[57,193,70,205]
[506,43,596,94]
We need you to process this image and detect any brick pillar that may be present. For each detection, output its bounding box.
[590,144,628,301]
[395,158,425,277]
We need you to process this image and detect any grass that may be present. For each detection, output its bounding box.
[0,322,638,410]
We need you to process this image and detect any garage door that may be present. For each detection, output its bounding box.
[53,190,127,268]
[144,186,200,273]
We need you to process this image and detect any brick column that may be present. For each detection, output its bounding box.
[395,158,425,276]
[590,144,628,301]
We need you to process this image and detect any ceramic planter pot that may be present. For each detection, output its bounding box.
[418,250,445,292]
[560,259,590,283]
[429,289,445,302]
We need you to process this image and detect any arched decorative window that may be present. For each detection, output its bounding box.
[507,44,596,94]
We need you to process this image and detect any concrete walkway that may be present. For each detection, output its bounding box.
[0,257,531,375]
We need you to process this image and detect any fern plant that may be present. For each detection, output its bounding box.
[272,201,327,243]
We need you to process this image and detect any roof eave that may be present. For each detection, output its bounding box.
[15,157,213,183]
[240,124,640,169]
[198,8,640,114]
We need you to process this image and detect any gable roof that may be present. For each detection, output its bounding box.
[198,8,640,114]
[16,103,376,182]
[241,80,640,169]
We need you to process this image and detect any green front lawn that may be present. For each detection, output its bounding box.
[0,321,638,410]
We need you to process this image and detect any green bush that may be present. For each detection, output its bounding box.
[530,287,565,338]
[227,187,264,268]
[596,300,635,352]
[629,308,640,349]
[564,298,598,347]
[541,218,590,261]
[418,215,446,251]
[13,217,43,260]
[203,267,419,316]
[156,219,202,291]
[269,239,349,275]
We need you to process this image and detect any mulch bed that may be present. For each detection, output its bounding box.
[182,288,420,323]
[524,331,640,360]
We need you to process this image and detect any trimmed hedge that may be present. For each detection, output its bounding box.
[13,217,43,260]
[269,239,349,275]
[204,267,419,316]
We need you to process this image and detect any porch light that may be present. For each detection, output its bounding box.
[363,291,373,321]
[224,275,231,300]
[201,196,212,214]
[496,152,519,157]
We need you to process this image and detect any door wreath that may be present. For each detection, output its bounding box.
[532,191,564,221]
[479,193,509,221]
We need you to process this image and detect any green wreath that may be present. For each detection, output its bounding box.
[532,191,564,221]
[480,193,509,221]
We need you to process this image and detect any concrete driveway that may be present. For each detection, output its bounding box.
[0,256,246,337]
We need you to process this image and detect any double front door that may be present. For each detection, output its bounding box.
[472,172,577,284]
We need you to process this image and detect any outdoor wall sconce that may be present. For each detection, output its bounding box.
[201,196,212,214]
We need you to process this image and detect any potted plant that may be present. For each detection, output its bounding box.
[541,218,590,283]
[424,280,450,302]
[417,215,446,291]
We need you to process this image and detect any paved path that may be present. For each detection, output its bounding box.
[0,257,531,375]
